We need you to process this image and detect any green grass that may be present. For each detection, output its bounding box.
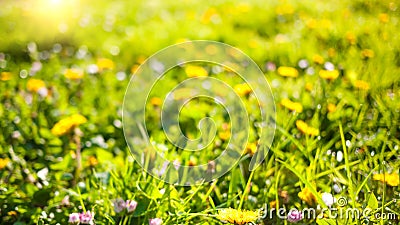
[0,0,399,224]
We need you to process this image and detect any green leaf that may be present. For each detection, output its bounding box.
[367,192,378,209]
[136,181,162,200]
[32,189,51,207]
[104,214,116,224]
[50,154,71,170]
[316,218,336,225]
[277,159,327,208]
[93,148,114,163]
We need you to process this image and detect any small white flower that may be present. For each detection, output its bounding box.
[321,192,335,207]
[68,213,80,224]
[324,62,335,71]
[149,218,163,225]
[113,198,126,213]
[298,59,309,69]
[37,167,48,180]
[38,87,48,98]
[336,151,343,162]
[126,200,137,213]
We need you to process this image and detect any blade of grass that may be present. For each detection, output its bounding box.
[315,160,360,179]
[339,122,356,209]
[355,165,378,196]
[238,168,255,209]
[277,159,327,208]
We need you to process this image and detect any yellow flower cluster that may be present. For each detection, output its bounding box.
[298,187,316,205]
[185,65,208,77]
[64,68,84,80]
[234,83,252,96]
[27,79,46,93]
[296,120,319,136]
[354,80,370,90]
[97,58,115,71]
[51,114,87,136]
[281,98,303,112]
[0,158,9,170]
[0,71,12,81]
[373,173,399,187]
[217,208,259,225]
[277,66,298,78]
[319,69,339,80]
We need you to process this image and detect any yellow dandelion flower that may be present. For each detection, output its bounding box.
[379,13,389,23]
[319,19,331,29]
[88,156,98,167]
[175,38,189,44]
[0,158,9,170]
[234,83,252,96]
[64,68,84,80]
[217,208,259,225]
[7,211,17,216]
[136,56,146,64]
[275,4,295,15]
[281,98,303,112]
[361,49,374,59]
[0,72,12,81]
[201,8,218,24]
[313,54,324,64]
[345,32,357,45]
[298,187,317,205]
[305,82,313,92]
[373,173,399,187]
[373,174,383,181]
[51,114,87,136]
[306,19,317,29]
[188,157,197,166]
[354,80,370,90]
[185,65,208,77]
[70,150,77,159]
[27,78,46,93]
[236,3,250,13]
[269,200,277,209]
[246,142,257,155]
[150,97,162,106]
[97,58,115,71]
[219,130,231,141]
[296,120,319,136]
[248,39,259,49]
[386,174,399,187]
[131,64,140,74]
[319,69,339,80]
[328,48,336,58]
[327,103,337,113]
[205,44,218,55]
[342,9,351,18]
[277,66,298,78]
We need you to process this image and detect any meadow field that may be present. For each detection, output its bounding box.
[0,0,399,224]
